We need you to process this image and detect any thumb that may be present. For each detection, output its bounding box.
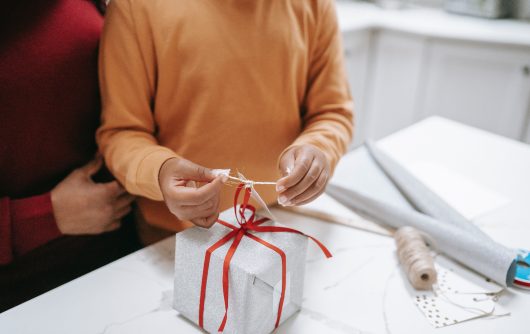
[79,156,103,177]
[179,158,216,182]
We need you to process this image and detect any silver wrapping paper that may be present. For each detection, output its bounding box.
[173,210,308,334]
[326,184,516,286]
[365,141,491,241]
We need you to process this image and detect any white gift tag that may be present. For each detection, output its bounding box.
[414,291,496,328]
[413,259,509,328]
[236,171,277,221]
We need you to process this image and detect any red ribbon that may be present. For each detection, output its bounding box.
[198,184,332,332]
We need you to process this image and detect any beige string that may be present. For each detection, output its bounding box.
[394,226,437,290]
[224,175,277,187]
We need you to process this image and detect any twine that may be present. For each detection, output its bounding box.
[224,175,276,188]
[394,226,437,290]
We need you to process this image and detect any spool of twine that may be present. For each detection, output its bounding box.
[394,226,437,290]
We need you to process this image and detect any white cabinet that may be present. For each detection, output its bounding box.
[344,33,530,142]
[337,2,530,144]
[362,31,427,140]
[417,40,530,139]
[342,29,372,147]
[523,116,530,144]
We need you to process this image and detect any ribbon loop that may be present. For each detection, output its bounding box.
[198,184,332,332]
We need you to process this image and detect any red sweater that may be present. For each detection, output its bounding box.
[0,0,103,264]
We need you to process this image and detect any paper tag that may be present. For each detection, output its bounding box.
[212,168,231,178]
[414,291,499,328]
[413,260,509,328]
[236,171,277,221]
[272,272,291,316]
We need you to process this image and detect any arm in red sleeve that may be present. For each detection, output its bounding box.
[0,193,62,265]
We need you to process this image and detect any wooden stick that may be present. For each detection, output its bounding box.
[279,206,394,237]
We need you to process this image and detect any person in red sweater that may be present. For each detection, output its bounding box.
[0,0,140,311]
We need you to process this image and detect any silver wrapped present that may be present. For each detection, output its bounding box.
[173,208,309,333]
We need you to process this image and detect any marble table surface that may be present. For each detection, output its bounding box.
[1,116,529,334]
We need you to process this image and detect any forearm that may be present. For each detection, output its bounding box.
[97,0,177,201]
[97,129,178,201]
[285,0,354,174]
[288,104,354,172]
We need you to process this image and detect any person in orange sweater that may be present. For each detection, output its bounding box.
[97,0,354,243]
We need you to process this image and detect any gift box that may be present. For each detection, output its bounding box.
[173,184,330,333]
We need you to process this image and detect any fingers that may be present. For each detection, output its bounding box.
[111,194,135,219]
[278,162,322,205]
[276,145,330,207]
[178,158,217,182]
[191,211,220,229]
[180,197,217,217]
[113,205,132,220]
[159,158,227,228]
[164,176,222,225]
[278,148,296,180]
[115,193,135,209]
[103,220,121,233]
[276,149,313,193]
[170,177,223,206]
[177,190,220,221]
[288,170,329,206]
[101,181,127,198]
[160,157,224,226]
[79,156,103,177]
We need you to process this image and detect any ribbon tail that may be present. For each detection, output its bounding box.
[249,225,333,258]
[218,230,245,332]
[245,233,287,328]
[199,230,238,329]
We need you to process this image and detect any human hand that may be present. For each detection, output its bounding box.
[51,157,135,235]
[158,157,226,228]
[276,144,330,206]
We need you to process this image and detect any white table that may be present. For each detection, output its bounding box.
[1,117,529,334]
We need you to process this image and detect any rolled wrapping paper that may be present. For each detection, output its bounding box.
[365,141,492,241]
[326,184,517,286]
[394,226,437,290]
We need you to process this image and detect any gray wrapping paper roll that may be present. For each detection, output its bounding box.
[365,141,492,241]
[326,184,517,286]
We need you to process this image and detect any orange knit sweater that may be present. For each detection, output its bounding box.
[97,0,354,233]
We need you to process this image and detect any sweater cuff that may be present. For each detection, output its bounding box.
[11,193,62,257]
[0,198,13,265]
[134,149,179,201]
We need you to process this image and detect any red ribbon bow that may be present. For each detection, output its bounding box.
[198,184,332,332]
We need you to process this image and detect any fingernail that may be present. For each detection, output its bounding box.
[276,185,285,192]
[285,167,292,175]
[278,195,289,206]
